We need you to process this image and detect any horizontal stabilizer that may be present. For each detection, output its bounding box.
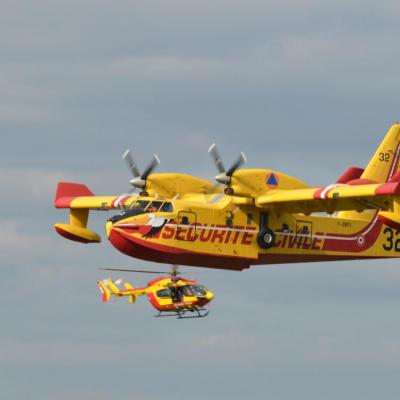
[336,167,364,184]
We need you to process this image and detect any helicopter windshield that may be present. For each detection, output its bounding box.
[182,285,207,297]
[156,288,172,298]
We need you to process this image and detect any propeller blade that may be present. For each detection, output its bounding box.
[115,278,123,285]
[208,143,226,174]
[226,152,247,177]
[141,154,160,180]
[123,149,141,177]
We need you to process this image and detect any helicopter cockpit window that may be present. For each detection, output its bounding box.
[182,285,207,297]
[159,202,173,212]
[192,285,207,296]
[156,288,172,298]
[182,285,194,296]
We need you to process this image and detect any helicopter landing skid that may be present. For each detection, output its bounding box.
[155,308,210,319]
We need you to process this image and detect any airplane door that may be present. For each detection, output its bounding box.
[295,220,313,248]
[177,211,197,241]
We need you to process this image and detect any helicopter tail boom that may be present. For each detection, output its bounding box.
[97,278,140,304]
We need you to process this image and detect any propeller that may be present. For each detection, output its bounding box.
[123,149,160,195]
[208,143,247,194]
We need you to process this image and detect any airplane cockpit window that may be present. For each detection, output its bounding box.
[108,200,173,224]
[130,200,150,210]
[107,200,150,224]
[160,202,173,212]
[147,201,163,212]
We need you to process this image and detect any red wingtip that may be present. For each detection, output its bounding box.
[54,182,94,208]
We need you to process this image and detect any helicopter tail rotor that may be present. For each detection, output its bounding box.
[97,279,112,303]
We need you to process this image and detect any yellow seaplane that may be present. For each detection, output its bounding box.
[55,123,400,270]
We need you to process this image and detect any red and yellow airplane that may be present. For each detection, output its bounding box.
[97,266,214,318]
[55,123,400,270]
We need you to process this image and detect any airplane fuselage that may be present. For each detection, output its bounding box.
[107,196,397,270]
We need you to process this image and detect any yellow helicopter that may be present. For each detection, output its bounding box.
[97,265,214,318]
[55,123,400,270]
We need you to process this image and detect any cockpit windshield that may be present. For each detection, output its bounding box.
[129,200,173,213]
[182,285,207,297]
[127,200,147,210]
[108,200,173,224]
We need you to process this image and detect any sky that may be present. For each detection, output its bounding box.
[1,0,400,399]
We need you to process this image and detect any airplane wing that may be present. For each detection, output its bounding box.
[255,182,400,214]
[55,182,136,210]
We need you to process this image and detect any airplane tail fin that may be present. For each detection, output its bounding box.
[360,123,400,183]
[338,124,400,221]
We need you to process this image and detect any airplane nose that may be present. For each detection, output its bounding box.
[206,291,215,302]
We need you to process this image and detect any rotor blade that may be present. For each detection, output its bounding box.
[226,152,247,177]
[101,267,168,274]
[141,154,160,180]
[123,149,141,177]
[208,143,226,174]
[170,264,180,276]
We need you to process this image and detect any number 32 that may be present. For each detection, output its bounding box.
[382,227,400,251]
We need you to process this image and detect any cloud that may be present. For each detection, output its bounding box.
[194,332,258,353]
[0,339,128,367]
[0,168,68,200]
[0,220,82,269]
[108,56,222,81]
